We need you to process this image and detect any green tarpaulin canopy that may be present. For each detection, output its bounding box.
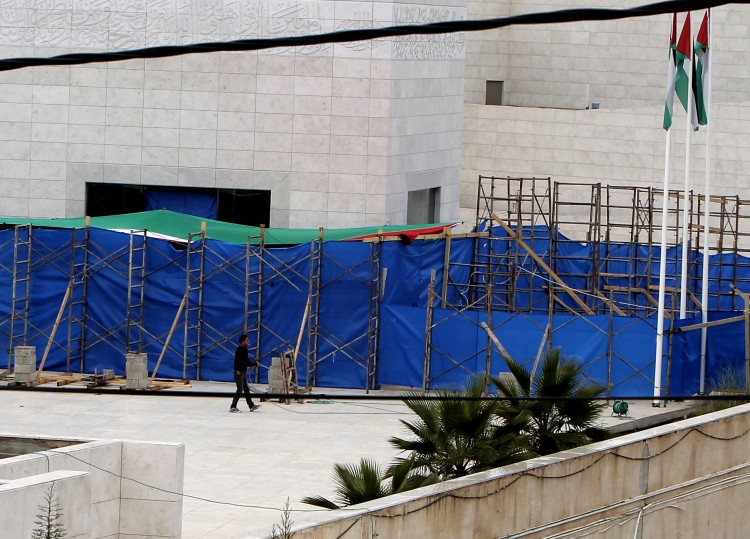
[0,210,451,246]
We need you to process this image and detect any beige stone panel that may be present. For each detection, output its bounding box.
[216,169,255,189]
[332,58,372,79]
[70,67,108,87]
[288,172,328,192]
[182,53,220,73]
[31,142,67,161]
[330,135,367,156]
[0,102,31,122]
[328,173,366,194]
[292,133,329,154]
[181,72,218,92]
[142,147,179,167]
[294,75,332,97]
[181,90,219,111]
[105,107,143,127]
[370,79,390,99]
[291,152,329,173]
[288,210,327,228]
[32,85,69,105]
[141,165,179,185]
[31,123,67,143]
[145,70,182,90]
[0,160,30,179]
[144,57,182,72]
[106,88,143,108]
[332,78,370,98]
[219,73,256,93]
[0,196,29,216]
[368,117,389,137]
[331,116,368,137]
[101,163,139,183]
[255,113,293,133]
[143,127,179,148]
[217,130,254,151]
[293,114,330,135]
[31,103,68,124]
[329,154,366,175]
[68,144,105,163]
[293,95,331,116]
[104,145,142,165]
[365,193,386,215]
[216,149,254,170]
[29,178,65,199]
[28,197,64,217]
[256,74,295,95]
[256,93,293,114]
[332,96,368,116]
[217,111,255,132]
[326,211,366,228]
[0,83,32,103]
[289,190,327,212]
[255,132,292,152]
[294,57,332,77]
[68,105,105,126]
[179,109,217,130]
[257,56,294,76]
[29,159,66,181]
[367,137,388,156]
[367,155,387,176]
[220,52,258,74]
[106,68,145,89]
[178,148,216,168]
[143,89,180,109]
[178,167,216,187]
[328,192,366,214]
[70,86,107,106]
[253,151,291,171]
[143,108,180,129]
[218,92,256,112]
[105,126,142,146]
[180,129,217,149]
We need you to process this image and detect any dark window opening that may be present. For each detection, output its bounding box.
[486,80,504,106]
[407,187,440,224]
[85,183,271,227]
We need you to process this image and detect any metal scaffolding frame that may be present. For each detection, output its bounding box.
[423,176,750,394]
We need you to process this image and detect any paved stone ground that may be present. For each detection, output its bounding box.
[0,380,695,538]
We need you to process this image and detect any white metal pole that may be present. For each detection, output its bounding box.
[655,128,672,406]
[679,14,694,320]
[699,10,714,394]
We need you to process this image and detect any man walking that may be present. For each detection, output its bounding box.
[230,334,261,413]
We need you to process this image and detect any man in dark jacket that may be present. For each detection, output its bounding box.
[230,334,261,413]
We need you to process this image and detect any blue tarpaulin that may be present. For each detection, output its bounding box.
[0,219,747,397]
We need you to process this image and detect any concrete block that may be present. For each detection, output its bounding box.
[13,363,35,374]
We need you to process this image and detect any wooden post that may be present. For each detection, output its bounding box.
[36,282,73,379]
[150,293,188,385]
[491,214,593,314]
[530,324,550,380]
[480,322,511,362]
[423,270,436,392]
[441,227,452,308]
[286,295,310,404]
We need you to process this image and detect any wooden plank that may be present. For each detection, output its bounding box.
[480,322,510,361]
[491,214,594,314]
[149,293,188,385]
[36,283,73,379]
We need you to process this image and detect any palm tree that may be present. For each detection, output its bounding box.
[301,457,437,509]
[388,378,530,480]
[491,348,610,456]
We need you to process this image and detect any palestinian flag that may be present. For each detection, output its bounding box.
[693,10,710,128]
[674,12,692,115]
[663,13,678,130]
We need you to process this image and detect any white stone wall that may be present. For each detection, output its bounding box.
[0,437,184,538]
[0,0,466,228]
[464,3,750,110]
[460,3,750,230]
[460,101,750,232]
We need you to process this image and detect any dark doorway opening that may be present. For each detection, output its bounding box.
[86,183,271,227]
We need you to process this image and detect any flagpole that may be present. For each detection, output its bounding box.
[699,10,714,394]
[655,127,671,406]
[679,13,693,320]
